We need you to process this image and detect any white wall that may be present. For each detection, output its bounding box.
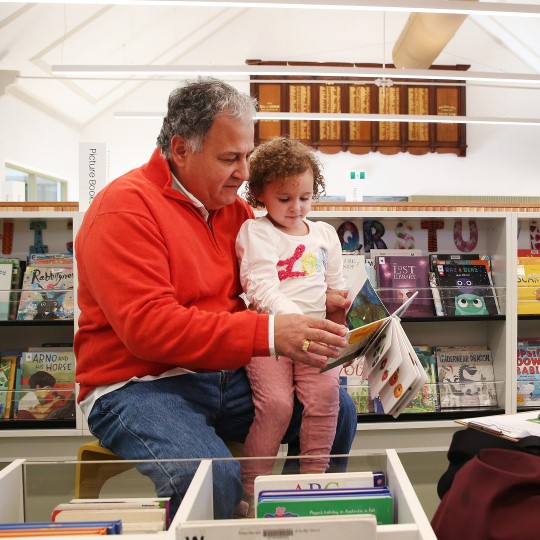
[2,81,540,202]
[82,80,540,202]
[0,94,80,201]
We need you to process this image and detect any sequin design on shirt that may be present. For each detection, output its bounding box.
[278,244,324,281]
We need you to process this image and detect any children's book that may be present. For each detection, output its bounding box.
[429,253,481,271]
[0,261,14,321]
[322,268,427,418]
[369,248,425,260]
[0,351,19,419]
[435,263,499,316]
[28,253,73,266]
[341,253,366,289]
[16,265,74,321]
[400,345,439,413]
[435,346,498,409]
[0,257,24,320]
[16,349,75,420]
[253,471,386,506]
[52,507,167,533]
[518,249,540,258]
[361,321,428,417]
[516,339,540,407]
[56,498,171,529]
[177,515,377,540]
[256,486,393,524]
[375,255,434,317]
[517,262,540,314]
[339,359,382,414]
[0,521,122,535]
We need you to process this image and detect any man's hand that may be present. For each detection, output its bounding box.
[273,314,348,369]
[326,288,351,326]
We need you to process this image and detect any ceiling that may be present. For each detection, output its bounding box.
[1,0,540,130]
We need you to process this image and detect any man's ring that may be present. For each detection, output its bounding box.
[301,339,311,352]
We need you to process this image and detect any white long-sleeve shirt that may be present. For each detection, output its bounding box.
[236,216,346,318]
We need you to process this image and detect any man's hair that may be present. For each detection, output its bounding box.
[157,77,258,158]
[243,137,326,209]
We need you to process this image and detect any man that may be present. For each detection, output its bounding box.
[75,77,356,519]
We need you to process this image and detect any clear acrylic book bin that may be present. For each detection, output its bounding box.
[0,450,436,539]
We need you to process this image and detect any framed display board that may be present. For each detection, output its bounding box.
[248,61,468,157]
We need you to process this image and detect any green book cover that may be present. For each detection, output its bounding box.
[256,495,393,524]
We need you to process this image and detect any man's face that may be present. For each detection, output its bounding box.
[171,115,255,210]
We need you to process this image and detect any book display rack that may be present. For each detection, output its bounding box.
[0,450,436,539]
[0,203,538,460]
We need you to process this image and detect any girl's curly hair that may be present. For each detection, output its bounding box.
[244,137,326,209]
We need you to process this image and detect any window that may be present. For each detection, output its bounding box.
[4,164,68,202]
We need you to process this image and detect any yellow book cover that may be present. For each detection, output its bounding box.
[517,263,540,314]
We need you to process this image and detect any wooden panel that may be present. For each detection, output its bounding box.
[407,87,429,142]
[289,84,312,141]
[256,83,282,141]
[249,61,468,157]
[436,87,459,142]
[378,86,401,142]
[318,84,341,142]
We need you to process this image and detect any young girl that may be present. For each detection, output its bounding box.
[235,137,346,516]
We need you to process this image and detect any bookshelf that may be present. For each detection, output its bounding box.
[0,450,437,539]
[1,202,538,459]
[0,207,81,440]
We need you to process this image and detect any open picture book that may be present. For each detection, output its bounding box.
[322,268,427,418]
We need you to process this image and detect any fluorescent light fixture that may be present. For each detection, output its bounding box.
[114,111,540,126]
[9,0,540,18]
[53,64,540,86]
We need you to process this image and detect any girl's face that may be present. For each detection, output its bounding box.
[257,169,313,235]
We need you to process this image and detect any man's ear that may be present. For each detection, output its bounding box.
[170,134,189,169]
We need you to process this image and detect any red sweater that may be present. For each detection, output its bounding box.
[75,148,269,401]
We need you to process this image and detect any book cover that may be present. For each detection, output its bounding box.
[1,257,24,320]
[435,346,498,409]
[375,255,434,317]
[0,351,19,419]
[516,340,540,407]
[518,249,540,258]
[0,261,14,321]
[339,360,380,414]
[256,487,393,524]
[429,253,480,271]
[253,470,386,504]
[517,262,540,315]
[322,267,391,369]
[52,508,166,532]
[0,521,122,535]
[341,253,366,289]
[322,268,427,418]
[16,265,74,321]
[28,253,73,266]
[16,349,75,420]
[400,345,439,413]
[177,515,377,539]
[435,263,499,316]
[359,317,428,417]
[428,271,444,317]
[55,498,170,529]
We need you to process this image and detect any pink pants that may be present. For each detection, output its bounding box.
[241,355,340,495]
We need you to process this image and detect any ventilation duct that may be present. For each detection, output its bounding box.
[392,1,478,69]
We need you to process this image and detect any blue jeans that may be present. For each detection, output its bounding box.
[87,369,357,519]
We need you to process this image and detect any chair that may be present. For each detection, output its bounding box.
[75,439,244,499]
